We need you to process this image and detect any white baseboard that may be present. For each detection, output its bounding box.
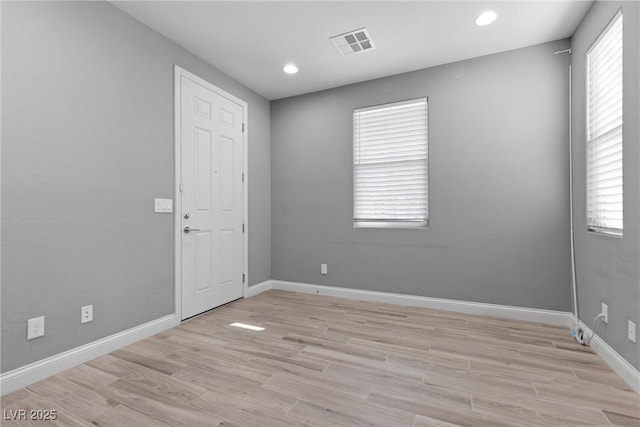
[271,281,639,394]
[572,315,640,394]
[0,314,178,396]
[4,281,636,397]
[270,280,572,327]
[1,279,271,396]
[245,280,273,297]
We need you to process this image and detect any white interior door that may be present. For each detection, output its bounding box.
[179,73,244,320]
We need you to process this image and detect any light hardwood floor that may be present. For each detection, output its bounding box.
[2,290,639,426]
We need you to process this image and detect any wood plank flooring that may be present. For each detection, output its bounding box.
[2,290,639,426]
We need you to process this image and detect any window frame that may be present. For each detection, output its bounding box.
[352,97,429,229]
[585,9,624,237]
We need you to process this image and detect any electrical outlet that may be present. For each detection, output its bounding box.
[601,303,608,323]
[321,263,328,275]
[27,316,45,340]
[81,305,93,324]
[629,321,636,343]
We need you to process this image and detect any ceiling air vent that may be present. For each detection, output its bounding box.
[330,28,375,56]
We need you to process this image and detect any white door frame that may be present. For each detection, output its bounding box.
[174,65,249,321]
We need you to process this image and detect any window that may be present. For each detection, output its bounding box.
[353,98,428,228]
[586,11,623,235]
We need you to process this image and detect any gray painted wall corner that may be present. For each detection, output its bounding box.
[271,39,572,312]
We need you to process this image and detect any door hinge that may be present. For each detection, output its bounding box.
[242,172,245,183]
[242,223,245,233]
[242,123,245,133]
[179,183,183,192]
[242,273,245,283]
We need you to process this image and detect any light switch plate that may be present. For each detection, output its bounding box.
[154,198,173,213]
[629,321,636,343]
[321,264,328,275]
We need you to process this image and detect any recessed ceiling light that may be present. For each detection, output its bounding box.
[283,64,298,74]
[475,11,498,26]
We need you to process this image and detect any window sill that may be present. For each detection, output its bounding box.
[587,226,623,238]
[354,221,429,230]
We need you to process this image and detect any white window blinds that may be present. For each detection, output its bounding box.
[353,98,428,227]
[586,11,623,234]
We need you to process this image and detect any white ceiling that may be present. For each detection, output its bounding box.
[113,1,593,100]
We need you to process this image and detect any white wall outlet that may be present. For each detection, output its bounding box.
[629,320,636,343]
[81,305,93,324]
[27,316,45,340]
[321,263,328,275]
[601,303,608,323]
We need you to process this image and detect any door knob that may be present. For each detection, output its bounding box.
[183,226,200,234]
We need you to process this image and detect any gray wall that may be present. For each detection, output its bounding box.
[271,40,573,311]
[1,1,271,373]
[571,1,640,369]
